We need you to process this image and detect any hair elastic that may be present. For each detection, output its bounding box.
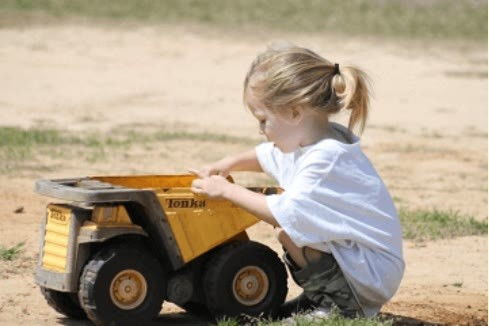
[333,63,340,75]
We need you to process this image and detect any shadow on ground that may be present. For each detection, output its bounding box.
[380,313,443,326]
[57,312,211,326]
[57,312,450,326]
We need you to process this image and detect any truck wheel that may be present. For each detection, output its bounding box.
[78,243,165,326]
[40,286,86,319]
[180,301,211,316]
[203,241,287,319]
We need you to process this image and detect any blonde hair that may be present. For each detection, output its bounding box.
[244,43,371,134]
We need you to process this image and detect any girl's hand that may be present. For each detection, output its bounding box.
[192,175,279,227]
[191,175,232,199]
[188,158,232,178]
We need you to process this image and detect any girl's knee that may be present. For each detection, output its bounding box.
[275,228,289,245]
[277,230,302,252]
[277,230,307,269]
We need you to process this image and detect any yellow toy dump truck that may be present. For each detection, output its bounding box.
[35,175,287,325]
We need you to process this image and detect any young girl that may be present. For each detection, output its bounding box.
[190,44,404,318]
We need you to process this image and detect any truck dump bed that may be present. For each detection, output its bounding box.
[92,175,262,263]
[36,175,280,267]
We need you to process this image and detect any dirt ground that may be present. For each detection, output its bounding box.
[0,22,487,325]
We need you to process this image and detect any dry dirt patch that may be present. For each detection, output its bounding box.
[0,23,486,325]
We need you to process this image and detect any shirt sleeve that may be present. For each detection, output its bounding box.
[265,149,351,247]
[255,142,280,181]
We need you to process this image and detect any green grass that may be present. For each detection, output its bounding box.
[0,127,64,147]
[451,282,463,288]
[0,0,486,41]
[121,129,255,145]
[217,310,393,326]
[399,208,488,242]
[0,127,61,164]
[0,125,257,171]
[0,242,24,261]
[0,126,255,148]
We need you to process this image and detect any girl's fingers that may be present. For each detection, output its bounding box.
[191,187,204,194]
[191,179,202,187]
[218,171,229,177]
[188,167,215,178]
[191,179,203,194]
[187,168,202,177]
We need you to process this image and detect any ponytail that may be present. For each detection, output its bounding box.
[332,66,371,134]
[244,44,371,134]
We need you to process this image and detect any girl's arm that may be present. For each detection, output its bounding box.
[226,149,263,173]
[189,149,262,177]
[191,175,279,227]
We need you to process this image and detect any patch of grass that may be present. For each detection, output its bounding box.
[451,282,463,288]
[0,242,25,261]
[0,127,64,147]
[444,70,488,79]
[0,127,77,171]
[369,125,406,134]
[0,125,257,172]
[119,129,256,145]
[391,196,403,204]
[217,318,240,326]
[463,129,488,138]
[217,310,393,326]
[391,144,457,155]
[399,208,488,242]
[0,126,255,148]
[0,0,486,41]
[152,130,255,145]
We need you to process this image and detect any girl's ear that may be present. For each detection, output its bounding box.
[288,106,305,125]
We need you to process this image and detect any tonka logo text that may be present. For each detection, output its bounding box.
[167,198,206,209]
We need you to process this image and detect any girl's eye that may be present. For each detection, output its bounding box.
[259,120,266,126]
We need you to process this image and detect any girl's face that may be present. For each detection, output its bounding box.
[247,91,302,153]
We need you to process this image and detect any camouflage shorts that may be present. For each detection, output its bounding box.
[283,250,363,317]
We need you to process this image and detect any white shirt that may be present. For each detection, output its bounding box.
[255,124,404,317]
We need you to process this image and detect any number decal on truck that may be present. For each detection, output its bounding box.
[48,208,69,223]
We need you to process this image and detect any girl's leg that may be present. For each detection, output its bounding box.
[276,228,363,318]
[276,228,323,268]
[275,228,316,316]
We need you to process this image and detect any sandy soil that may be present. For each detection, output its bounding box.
[0,22,487,325]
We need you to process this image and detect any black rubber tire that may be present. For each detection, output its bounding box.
[203,241,288,319]
[180,301,211,316]
[78,243,165,326]
[40,286,86,319]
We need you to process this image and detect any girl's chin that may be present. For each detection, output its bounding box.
[273,143,297,153]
